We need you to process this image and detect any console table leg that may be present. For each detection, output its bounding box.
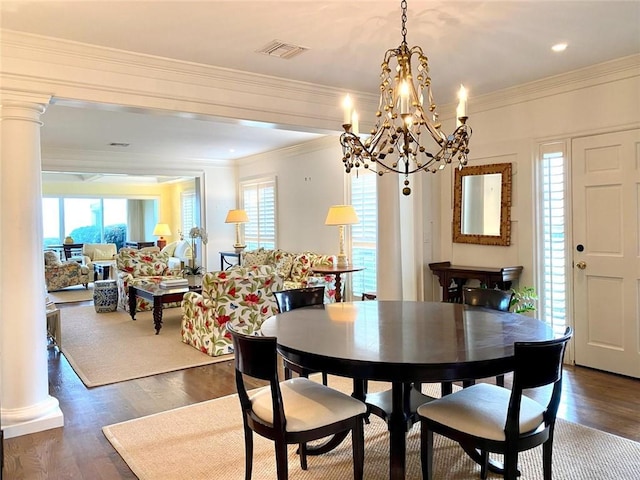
[153,297,163,334]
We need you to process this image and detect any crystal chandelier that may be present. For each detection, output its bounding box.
[340,0,472,196]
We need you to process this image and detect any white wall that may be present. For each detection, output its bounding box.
[436,57,640,296]
[236,136,346,255]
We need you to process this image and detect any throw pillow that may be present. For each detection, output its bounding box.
[93,247,115,260]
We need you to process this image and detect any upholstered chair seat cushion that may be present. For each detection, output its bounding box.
[416,383,545,441]
[250,377,367,433]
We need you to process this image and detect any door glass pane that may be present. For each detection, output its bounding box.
[103,199,128,250]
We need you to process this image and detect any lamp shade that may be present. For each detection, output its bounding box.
[225,209,249,224]
[325,205,359,226]
[153,223,172,237]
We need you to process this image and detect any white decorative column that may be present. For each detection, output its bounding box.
[376,173,425,301]
[0,91,64,438]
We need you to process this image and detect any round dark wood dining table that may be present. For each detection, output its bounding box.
[261,300,556,480]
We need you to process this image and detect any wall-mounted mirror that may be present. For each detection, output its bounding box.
[452,162,512,246]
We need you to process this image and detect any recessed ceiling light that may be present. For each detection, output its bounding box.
[229,148,235,153]
[551,43,568,53]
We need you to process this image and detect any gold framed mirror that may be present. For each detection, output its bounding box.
[452,162,512,246]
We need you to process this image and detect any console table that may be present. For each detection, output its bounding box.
[125,241,155,249]
[429,261,523,303]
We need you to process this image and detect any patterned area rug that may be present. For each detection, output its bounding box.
[103,376,640,479]
[60,305,232,387]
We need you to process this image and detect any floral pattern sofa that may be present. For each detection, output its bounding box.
[44,250,91,291]
[115,248,180,312]
[241,248,340,303]
[181,265,283,356]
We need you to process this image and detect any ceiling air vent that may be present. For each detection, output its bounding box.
[257,40,308,60]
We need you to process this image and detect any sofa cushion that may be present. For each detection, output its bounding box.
[93,246,115,260]
[242,248,271,267]
[116,249,170,277]
[290,252,314,283]
[161,243,177,256]
[272,250,294,280]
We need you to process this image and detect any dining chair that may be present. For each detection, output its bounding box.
[417,327,572,480]
[227,323,366,480]
[274,286,328,385]
[461,286,514,388]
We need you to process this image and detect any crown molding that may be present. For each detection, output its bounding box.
[235,135,340,167]
[2,29,637,132]
[41,146,232,175]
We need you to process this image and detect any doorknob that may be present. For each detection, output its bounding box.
[576,261,587,270]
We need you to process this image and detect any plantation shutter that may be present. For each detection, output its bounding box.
[539,144,568,335]
[241,178,276,249]
[351,172,377,298]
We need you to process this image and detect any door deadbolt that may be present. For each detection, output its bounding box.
[576,261,587,270]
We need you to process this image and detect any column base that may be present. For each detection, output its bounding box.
[2,395,64,439]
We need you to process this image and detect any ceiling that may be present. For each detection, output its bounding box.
[2,1,639,180]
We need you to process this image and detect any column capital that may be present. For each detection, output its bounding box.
[0,89,51,113]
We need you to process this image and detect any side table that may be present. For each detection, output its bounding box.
[311,265,363,303]
[219,251,241,270]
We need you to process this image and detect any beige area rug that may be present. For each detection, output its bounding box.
[103,376,640,479]
[60,305,232,387]
[48,284,94,304]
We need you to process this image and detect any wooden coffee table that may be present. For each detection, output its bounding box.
[129,283,201,334]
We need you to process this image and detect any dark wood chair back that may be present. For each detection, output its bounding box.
[462,287,513,312]
[274,286,327,385]
[226,322,365,480]
[274,286,325,313]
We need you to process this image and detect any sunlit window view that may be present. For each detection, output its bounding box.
[43,197,128,249]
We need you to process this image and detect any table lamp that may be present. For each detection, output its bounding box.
[325,205,359,268]
[225,209,249,252]
[152,223,172,249]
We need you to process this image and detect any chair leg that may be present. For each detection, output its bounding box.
[243,425,253,480]
[441,382,453,396]
[274,440,289,480]
[420,422,434,480]
[503,451,519,480]
[352,418,365,480]
[284,365,292,380]
[480,449,489,480]
[321,372,328,385]
[496,374,505,387]
[543,433,555,480]
[299,442,308,470]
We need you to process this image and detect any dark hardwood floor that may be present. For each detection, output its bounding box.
[3,303,639,479]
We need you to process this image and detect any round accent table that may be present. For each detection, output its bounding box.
[93,280,118,313]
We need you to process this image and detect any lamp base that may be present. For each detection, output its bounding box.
[233,244,246,254]
[335,253,350,268]
[156,238,167,250]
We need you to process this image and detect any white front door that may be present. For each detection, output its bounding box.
[572,128,640,378]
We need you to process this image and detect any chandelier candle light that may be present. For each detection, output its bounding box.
[152,223,172,250]
[325,205,359,268]
[225,209,249,253]
[340,0,472,195]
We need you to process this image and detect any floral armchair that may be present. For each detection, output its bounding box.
[115,248,179,312]
[241,248,340,303]
[181,265,283,356]
[44,250,91,291]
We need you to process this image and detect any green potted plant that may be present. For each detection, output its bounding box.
[510,286,538,314]
[182,265,204,287]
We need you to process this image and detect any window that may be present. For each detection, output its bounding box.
[42,197,128,249]
[537,143,569,335]
[240,177,276,249]
[181,191,196,238]
[350,172,377,298]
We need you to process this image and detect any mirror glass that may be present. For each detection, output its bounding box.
[453,163,512,246]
